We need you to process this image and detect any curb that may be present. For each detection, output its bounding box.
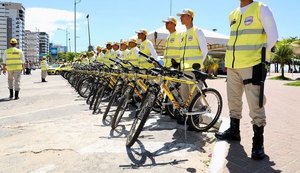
[208,117,230,173]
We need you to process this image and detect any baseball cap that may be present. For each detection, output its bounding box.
[135,29,148,35]
[10,38,18,44]
[162,16,177,25]
[128,39,137,44]
[176,8,194,18]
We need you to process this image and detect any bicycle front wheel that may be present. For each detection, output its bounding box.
[126,92,156,147]
[188,88,222,132]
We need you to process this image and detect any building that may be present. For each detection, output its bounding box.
[24,30,39,62]
[39,32,49,58]
[0,2,25,57]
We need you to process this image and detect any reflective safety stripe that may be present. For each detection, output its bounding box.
[227,43,267,51]
[230,29,265,36]
[166,47,181,50]
[6,63,23,66]
[184,46,200,49]
[165,55,180,58]
[6,57,21,60]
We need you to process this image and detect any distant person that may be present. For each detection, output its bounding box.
[215,0,278,160]
[2,38,25,100]
[24,60,31,75]
[41,57,48,82]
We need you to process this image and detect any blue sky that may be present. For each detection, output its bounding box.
[11,0,300,52]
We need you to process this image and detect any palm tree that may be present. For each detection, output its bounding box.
[272,43,294,78]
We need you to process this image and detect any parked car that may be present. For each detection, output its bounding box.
[47,64,66,75]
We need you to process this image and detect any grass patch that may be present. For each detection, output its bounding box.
[284,81,300,86]
[269,76,292,80]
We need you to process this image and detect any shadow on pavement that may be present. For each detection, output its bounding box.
[226,142,282,173]
[119,140,189,169]
[0,98,11,102]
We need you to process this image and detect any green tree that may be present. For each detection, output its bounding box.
[272,42,294,78]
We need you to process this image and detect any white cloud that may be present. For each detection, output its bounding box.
[25,8,83,37]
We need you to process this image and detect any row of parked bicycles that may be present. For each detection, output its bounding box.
[61,52,223,147]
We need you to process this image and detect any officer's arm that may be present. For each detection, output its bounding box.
[260,4,278,51]
[147,41,158,60]
[196,29,208,60]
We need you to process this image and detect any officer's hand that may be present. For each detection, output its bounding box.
[2,69,6,75]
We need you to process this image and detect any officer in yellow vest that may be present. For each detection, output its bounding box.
[104,42,113,67]
[176,9,208,71]
[120,40,130,60]
[41,56,48,82]
[2,38,25,100]
[215,0,278,160]
[88,51,95,64]
[81,52,89,65]
[176,9,208,126]
[127,39,140,67]
[162,16,181,69]
[136,29,158,68]
[96,45,104,63]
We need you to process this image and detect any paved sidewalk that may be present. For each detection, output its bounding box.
[207,73,300,173]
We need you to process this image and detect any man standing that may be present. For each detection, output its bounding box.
[127,39,140,67]
[136,29,158,68]
[41,56,48,82]
[176,9,208,127]
[2,38,25,100]
[176,9,208,71]
[162,16,181,69]
[215,0,278,160]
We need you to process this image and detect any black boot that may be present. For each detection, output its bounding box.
[251,125,265,160]
[15,91,19,100]
[9,89,13,99]
[215,118,241,141]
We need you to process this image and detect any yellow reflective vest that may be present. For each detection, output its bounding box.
[225,2,267,69]
[139,40,154,69]
[127,47,140,67]
[180,27,203,71]
[96,52,104,63]
[103,50,113,66]
[5,47,23,71]
[41,60,47,70]
[164,31,181,68]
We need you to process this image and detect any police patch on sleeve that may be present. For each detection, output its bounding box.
[170,38,175,43]
[244,16,253,26]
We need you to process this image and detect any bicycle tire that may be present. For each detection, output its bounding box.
[188,88,223,132]
[102,88,119,119]
[126,92,157,147]
[111,86,133,129]
[93,86,106,113]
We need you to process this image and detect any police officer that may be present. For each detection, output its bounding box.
[120,41,130,60]
[41,56,48,82]
[176,9,208,71]
[136,29,158,68]
[162,16,181,69]
[2,38,25,100]
[104,42,114,67]
[81,53,89,65]
[215,0,278,160]
[88,51,95,64]
[127,39,140,67]
[96,45,104,63]
[176,9,208,127]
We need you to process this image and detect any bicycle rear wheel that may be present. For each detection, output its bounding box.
[188,88,222,132]
[126,92,156,147]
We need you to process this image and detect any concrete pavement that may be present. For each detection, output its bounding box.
[0,70,216,173]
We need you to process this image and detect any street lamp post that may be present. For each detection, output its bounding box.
[86,14,93,51]
[74,0,81,54]
[57,28,69,52]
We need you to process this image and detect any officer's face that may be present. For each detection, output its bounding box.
[129,42,136,48]
[180,14,190,25]
[106,44,112,49]
[112,45,119,51]
[166,22,175,31]
[121,44,127,51]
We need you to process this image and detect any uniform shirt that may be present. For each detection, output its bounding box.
[184,27,208,61]
[2,49,25,64]
[143,39,158,60]
[240,2,278,51]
